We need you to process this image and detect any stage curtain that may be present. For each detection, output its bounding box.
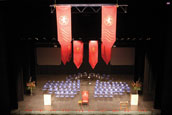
[56,6,72,64]
[73,41,83,69]
[101,5,117,64]
[89,41,98,69]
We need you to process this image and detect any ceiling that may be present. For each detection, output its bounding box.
[8,0,161,47]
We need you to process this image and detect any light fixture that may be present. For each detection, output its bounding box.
[42,37,46,40]
[54,45,57,48]
[52,37,56,41]
[166,2,170,5]
[35,37,39,40]
[146,38,151,40]
[132,38,136,41]
[28,37,32,40]
[121,38,124,40]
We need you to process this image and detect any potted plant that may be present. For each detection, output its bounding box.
[131,80,142,94]
[26,81,36,96]
[130,80,142,105]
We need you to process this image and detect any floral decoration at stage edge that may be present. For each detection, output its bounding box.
[26,81,36,96]
[131,79,142,94]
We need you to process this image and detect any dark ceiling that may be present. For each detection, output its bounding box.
[7,0,164,46]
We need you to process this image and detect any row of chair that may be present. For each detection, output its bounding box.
[94,80,130,97]
[42,80,80,97]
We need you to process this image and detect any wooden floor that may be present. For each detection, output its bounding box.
[11,74,160,115]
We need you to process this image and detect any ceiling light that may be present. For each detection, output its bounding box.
[35,37,39,40]
[42,37,46,40]
[166,2,170,5]
[121,38,124,40]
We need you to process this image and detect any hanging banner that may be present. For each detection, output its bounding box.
[89,41,98,69]
[61,44,70,65]
[73,41,83,69]
[101,5,117,64]
[56,5,72,45]
[101,43,105,63]
[56,6,72,64]
[67,43,72,62]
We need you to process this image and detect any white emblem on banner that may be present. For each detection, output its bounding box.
[59,16,69,25]
[104,16,113,26]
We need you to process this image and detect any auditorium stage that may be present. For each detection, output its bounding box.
[11,74,160,115]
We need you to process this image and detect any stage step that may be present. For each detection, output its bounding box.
[11,109,161,115]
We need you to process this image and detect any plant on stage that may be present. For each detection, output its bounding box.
[131,80,142,94]
[26,81,36,96]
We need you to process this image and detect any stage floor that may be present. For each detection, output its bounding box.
[12,74,159,114]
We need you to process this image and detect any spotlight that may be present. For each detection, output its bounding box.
[166,2,170,5]
[35,37,39,40]
[132,38,136,41]
[146,38,151,40]
[127,38,130,40]
[42,37,46,40]
[54,44,57,48]
[113,45,116,47]
[52,37,56,41]
[121,38,124,40]
[28,37,32,40]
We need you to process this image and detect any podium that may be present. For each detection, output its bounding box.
[82,91,89,104]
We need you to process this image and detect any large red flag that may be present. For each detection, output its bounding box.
[89,41,98,69]
[56,6,72,64]
[101,5,117,64]
[73,41,83,69]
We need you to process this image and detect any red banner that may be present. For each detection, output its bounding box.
[73,41,83,69]
[67,43,72,62]
[60,43,71,65]
[89,41,98,69]
[56,6,72,64]
[101,43,111,65]
[101,6,117,64]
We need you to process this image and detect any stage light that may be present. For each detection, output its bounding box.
[35,37,39,40]
[146,38,151,40]
[54,45,57,48]
[166,2,170,5]
[44,94,51,105]
[113,45,116,47]
[42,37,46,40]
[121,38,124,40]
[28,37,32,40]
[132,38,136,41]
[52,37,56,41]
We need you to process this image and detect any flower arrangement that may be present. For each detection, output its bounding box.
[26,81,36,95]
[131,80,142,94]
